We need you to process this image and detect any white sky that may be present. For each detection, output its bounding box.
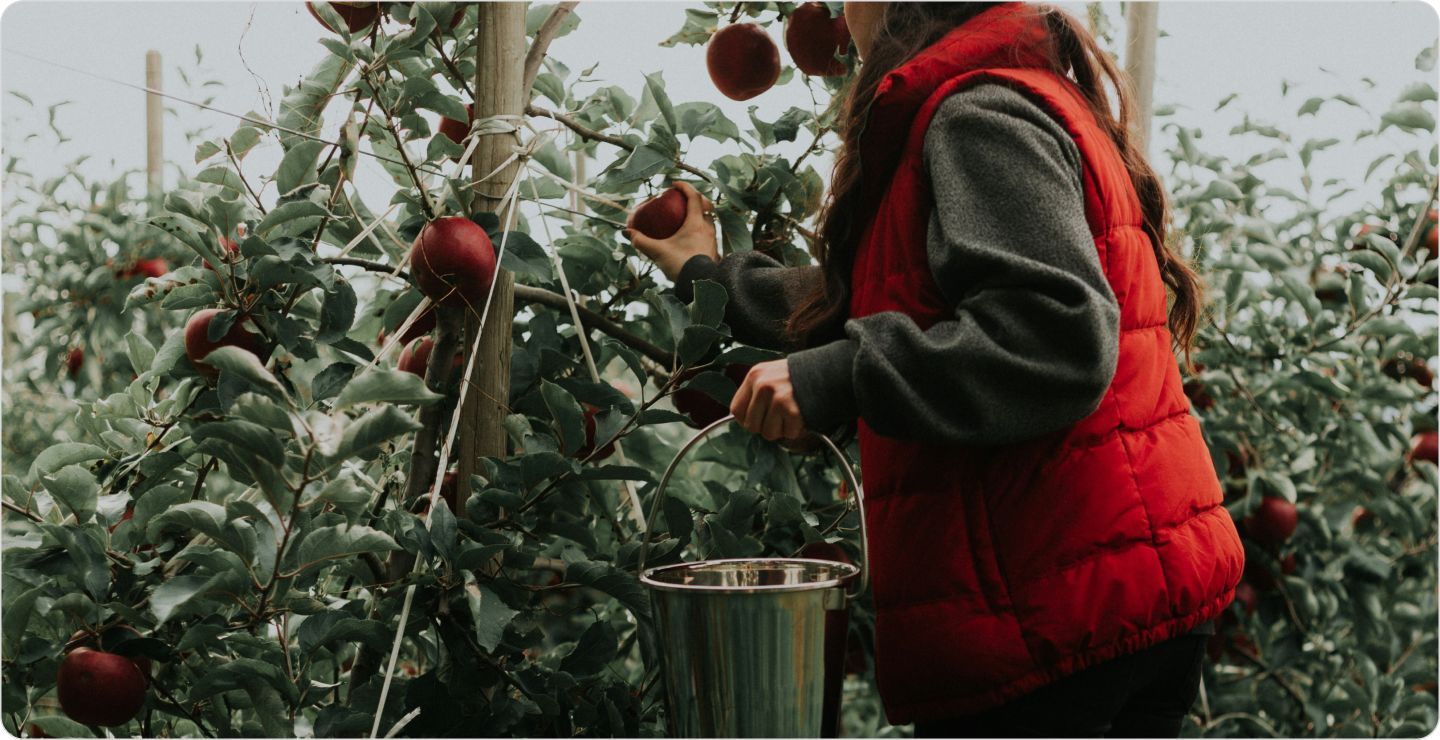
[0,1,1436,224]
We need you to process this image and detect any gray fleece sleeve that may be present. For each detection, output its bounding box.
[786,84,1120,444]
[674,252,819,352]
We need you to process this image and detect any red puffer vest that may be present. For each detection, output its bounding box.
[847,4,1244,723]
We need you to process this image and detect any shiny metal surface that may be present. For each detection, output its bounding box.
[642,558,860,593]
[647,562,850,737]
[639,417,868,738]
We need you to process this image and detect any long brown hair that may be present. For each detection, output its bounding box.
[787,3,1203,364]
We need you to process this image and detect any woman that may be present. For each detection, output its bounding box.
[630,3,1244,736]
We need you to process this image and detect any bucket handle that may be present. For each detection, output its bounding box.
[637,414,869,599]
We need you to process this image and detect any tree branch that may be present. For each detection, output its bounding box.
[322,257,674,366]
[526,103,712,182]
[523,2,579,92]
[513,284,673,366]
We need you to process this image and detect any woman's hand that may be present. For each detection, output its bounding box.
[626,181,720,280]
[730,360,808,441]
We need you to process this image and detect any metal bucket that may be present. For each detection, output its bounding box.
[639,416,868,738]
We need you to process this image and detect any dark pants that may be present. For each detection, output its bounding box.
[912,634,1210,738]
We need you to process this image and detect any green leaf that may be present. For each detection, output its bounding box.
[150,575,214,624]
[30,442,107,479]
[317,278,357,343]
[334,368,443,408]
[125,331,157,377]
[295,524,399,572]
[464,572,518,651]
[276,140,326,196]
[688,279,728,328]
[204,346,288,402]
[150,501,228,540]
[541,380,586,456]
[192,420,287,463]
[1380,103,1436,133]
[278,54,352,149]
[41,465,98,522]
[3,586,45,655]
[26,717,95,739]
[559,620,618,676]
[641,72,677,132]
[331,405,422,464]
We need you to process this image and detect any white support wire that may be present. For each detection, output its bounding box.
[366,171,526,740]
[522,161,647,530]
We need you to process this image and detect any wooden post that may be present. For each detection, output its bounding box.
[458,3,526,488]
[145,50,164,199]
[1124,3,1159,153]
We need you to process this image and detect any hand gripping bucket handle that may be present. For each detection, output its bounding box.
[637,414,868,598]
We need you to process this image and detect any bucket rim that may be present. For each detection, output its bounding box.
[639,557,860,594]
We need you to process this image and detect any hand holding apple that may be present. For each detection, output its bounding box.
[729,360,807,441]
[626,182,719,281]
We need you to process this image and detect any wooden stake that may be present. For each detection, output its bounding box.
[457,3,526,494]
[145,50,164,199]
[1124,2,1159,153]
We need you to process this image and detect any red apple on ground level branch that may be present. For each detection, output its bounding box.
[1243,496,1297,549]
[306,2,380,34]
[577,404,616,460]
[627,187,688,240]
[57,647,148,727]
[1411,430,1439,465]
[439,104,476,148]
[706,23,781,101]
[397,336,464,378]
[184,308,264,378]
[409,217,498,310]
[673,364,752,427]
[786,2,851,76]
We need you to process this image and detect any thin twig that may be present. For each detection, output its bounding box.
[522,2,580,92]
[526,103,713,181]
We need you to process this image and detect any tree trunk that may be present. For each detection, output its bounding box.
[1124,3,1159,153]
[458,2,526,502]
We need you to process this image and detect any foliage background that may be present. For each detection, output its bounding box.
[2,2,1437,738]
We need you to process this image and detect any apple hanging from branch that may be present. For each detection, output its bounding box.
[409,217,498,311]
[785,2,851,77]
[184,308,264,378]
[706,23,781,101]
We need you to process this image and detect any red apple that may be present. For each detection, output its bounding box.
[798,540,852,566]
[785,2,850,77]
[1233,581,1258,615]
[65,347,84,377]
[397,337,464,378]
[673,364,752,428]
[204,237,240,273]
[627,187,688,240]
[409,217,497,310]
[57,647,147,727]
[117,258,169,280]
[706,24,781,101]
[306,2,379,33]
[577,405,616,460]
[1410,431,1439,465]
[1243,496,1298,548]
[184,308,263,378]
[438,104,475,147]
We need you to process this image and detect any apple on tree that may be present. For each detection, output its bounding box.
[786,2,851,77]
[438,104,476,149]
[397,336,464,379]
[706,23,781,101]
[673,364,752,427]
[306,2,380,34]
[1410,430,1438,465]
[183,308,264,378]
[57,627,152,727]
[409,216,498,310]
[1242,496,1298,549]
